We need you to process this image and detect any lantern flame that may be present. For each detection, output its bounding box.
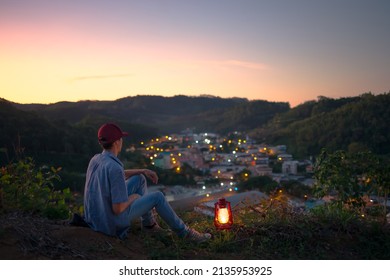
[217,208,230,224]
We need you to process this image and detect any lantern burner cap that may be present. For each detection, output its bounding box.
[218,198,227,206]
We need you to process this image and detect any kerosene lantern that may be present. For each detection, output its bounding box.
[214,198,233,230]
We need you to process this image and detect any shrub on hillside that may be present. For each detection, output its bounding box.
[0,158,71,219]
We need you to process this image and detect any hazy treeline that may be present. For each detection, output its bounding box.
[1,92,389,171]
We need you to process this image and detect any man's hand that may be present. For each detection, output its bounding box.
[112,194,140,215]
[128,193,141,205]
[143,169,158,184]
[124,169,159,184]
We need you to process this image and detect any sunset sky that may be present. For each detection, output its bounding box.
[1,0,389,107]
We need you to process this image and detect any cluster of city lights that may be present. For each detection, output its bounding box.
[136,134,269,199]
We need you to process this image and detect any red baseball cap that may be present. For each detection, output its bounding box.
[98,123,129,144]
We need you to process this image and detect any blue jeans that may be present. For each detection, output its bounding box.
[125,175,189,237]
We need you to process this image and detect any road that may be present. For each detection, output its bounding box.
[169,190,267,211]
[169,190,234,211]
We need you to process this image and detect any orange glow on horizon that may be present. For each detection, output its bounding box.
[0,16,381,108]
[0,21,309,107]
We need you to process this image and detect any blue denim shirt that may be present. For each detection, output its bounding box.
[84,150,130,239]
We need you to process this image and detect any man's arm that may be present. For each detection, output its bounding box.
[124,169,158,184]
[112,194,140,215]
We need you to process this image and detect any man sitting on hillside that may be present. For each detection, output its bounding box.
[83,123,211,242]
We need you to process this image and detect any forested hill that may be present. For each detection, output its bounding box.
[2,92,390,165]
[12,95,289,133]
[252,93,390,158]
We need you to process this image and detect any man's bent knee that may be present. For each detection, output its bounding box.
[152,191,166,203]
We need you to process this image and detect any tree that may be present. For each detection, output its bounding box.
[281,180,313,198]
[313,149,375,209]
[365,156,390,223]
[238,176,278,194]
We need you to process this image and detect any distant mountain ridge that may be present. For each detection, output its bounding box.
[2,92,390,164]
[12,95,288,133]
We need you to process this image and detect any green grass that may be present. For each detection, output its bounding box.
[136,204,390,260]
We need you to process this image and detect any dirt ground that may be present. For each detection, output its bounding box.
[0,191,237,260]
[0,212,148,260]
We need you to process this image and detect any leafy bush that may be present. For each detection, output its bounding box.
[314,149,374,208]
[0,158,71,219]
[314,149,390,223]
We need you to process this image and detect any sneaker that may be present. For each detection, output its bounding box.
[141,224,168,234]
[185,228,212,243]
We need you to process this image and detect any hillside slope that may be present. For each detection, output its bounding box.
[251,93,390,157]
